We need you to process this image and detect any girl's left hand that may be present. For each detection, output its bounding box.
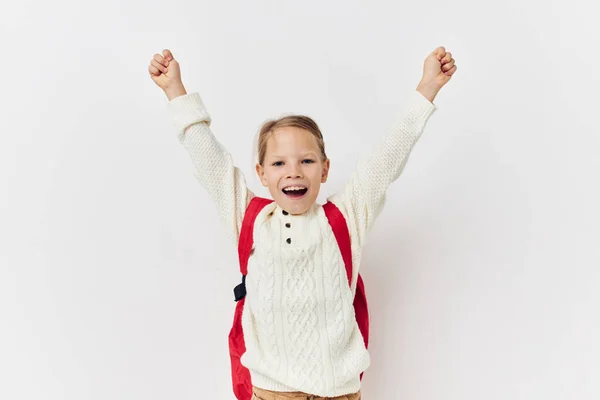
[420,46,457,91]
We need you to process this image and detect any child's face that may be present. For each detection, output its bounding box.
[255,127,330,215]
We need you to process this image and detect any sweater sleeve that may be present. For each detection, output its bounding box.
[166,92,254,246]
[327,89,437,250]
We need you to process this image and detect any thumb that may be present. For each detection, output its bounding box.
[163,49,173,61]
[433,46,446,61]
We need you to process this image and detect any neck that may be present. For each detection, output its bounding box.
[276,201,318,216]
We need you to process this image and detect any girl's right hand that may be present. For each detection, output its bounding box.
[148,49,182,91]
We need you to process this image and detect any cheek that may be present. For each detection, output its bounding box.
[307,165,324,180]
[265,169,283,185]
[311,163,323,173]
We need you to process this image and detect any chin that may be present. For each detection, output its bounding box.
[277,192,317,215]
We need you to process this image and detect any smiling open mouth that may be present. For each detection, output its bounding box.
[282,186,308,199]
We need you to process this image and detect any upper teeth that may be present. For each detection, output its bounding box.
[284,186,306,191]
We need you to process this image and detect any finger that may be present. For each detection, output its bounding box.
[148,64,161,76]
[151,59,166,73]
[441,52,452,64]
[445,65,457,75]
[163,49,173,61]
[151,59,168,73]
[442,59,455,71]
[153,53,168,67]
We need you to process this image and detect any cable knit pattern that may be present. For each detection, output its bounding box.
[246,221,279,372]
[284,244,323,392]
[321,218,349,387]
[166,89,436,397]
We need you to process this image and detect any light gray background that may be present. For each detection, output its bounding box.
[1,0,599,399]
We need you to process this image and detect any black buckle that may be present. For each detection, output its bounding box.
[234,274,246,302]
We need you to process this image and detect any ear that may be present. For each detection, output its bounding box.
[255,162,268,187]
[321,158,330,183]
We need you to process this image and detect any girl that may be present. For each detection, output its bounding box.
[148,47,457,399]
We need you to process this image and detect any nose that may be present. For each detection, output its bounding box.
[286,163,304,179]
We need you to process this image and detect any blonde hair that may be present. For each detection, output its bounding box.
[254,115,328,166]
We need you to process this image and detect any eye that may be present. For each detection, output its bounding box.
[272,161,283,167]
[302,159,314,164]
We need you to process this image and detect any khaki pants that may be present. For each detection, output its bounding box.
[252,386,361,400]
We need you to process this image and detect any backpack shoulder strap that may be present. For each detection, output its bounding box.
[323,201,353,286]
[234,196,273,302]
[238,196,274,274]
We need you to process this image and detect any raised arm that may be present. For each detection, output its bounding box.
[328,88,437,248]
[166,91,254,247]
[148,49,254,246]
[328,46,457,249]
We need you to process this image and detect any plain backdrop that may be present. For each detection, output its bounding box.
[1,0,599,399]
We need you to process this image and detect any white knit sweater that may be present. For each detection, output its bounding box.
[166,89,437,397]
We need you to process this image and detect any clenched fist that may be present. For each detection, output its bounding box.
[148,49,183,92]
[416,46,458,103]
[421,46,457,89]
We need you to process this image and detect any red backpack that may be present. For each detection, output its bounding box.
[227,196,370,400]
